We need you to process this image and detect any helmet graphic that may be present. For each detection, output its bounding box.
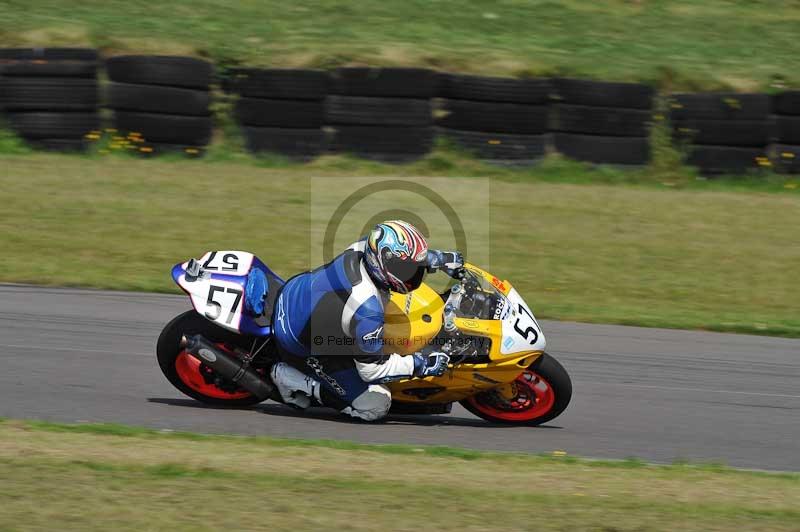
[363,220,429,293]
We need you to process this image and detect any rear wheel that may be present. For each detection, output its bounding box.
[156,311,266,406]
[461,353,572,425]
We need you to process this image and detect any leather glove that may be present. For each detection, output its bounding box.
[427,250,464,278]
[412,352,450,378]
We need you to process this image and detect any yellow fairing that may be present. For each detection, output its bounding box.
[383,283,443,355]
[388,352,542,403]
[382,270,543,404]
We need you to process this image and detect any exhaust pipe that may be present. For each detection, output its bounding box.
[180,334,274,400]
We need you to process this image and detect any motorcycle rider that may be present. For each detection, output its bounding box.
[270,220,463,421]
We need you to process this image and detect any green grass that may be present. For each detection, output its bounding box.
[1,0,799,90]
[0,419,797,531]
[1,152,799,337]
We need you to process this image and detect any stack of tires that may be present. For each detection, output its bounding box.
[551,78,653,165]
[106,56,213,156]
[437,74,550,165]
[771,91,800,174]
[0,47,100,151]
[669,93,771,175]
[328,68,436,163]
[227,68,328,161]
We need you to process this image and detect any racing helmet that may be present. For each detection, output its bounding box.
[363,220,429,293]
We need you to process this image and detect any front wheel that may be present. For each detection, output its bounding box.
[460,353,572,425]
[156,310,267,407]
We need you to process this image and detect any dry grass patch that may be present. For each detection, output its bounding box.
[0,420,797,531]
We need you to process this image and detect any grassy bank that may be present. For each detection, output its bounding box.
[1,153,799,337]
[0,1,799,90]
[0,419,797,531]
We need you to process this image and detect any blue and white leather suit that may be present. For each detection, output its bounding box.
[272,240,418,420]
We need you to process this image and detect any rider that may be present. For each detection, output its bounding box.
[270,220,463,421]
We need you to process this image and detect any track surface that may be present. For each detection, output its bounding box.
[1,284,797,471]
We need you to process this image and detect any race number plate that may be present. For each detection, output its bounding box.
[182,250,254,276]
[177,251,253,332]
[499,288,546,354]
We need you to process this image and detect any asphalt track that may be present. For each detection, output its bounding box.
[1,284,797,471]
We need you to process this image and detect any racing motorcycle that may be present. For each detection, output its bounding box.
[157,250,572,425]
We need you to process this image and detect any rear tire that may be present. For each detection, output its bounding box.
[461,353,572,426]
[156,311,265,407]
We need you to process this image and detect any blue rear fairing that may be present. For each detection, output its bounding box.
[172,254,284,337]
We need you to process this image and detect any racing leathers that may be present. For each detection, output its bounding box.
[270,240,460,421]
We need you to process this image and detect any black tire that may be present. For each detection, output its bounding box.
[157,310,265,407]
[106,55,214,89]
[771,144,800,174]
[25,138,89,152]
[5,111,100,139]
[774,116,800,144]
[112,111,212,144]
[685,145,769,175]
[439,73,551,104]
[552,104,651,136]
[438,128,547,161]
[0,47,98,61]
[669,93,770,121]
[330,67,437,98]
[773,91,800,116]
[554,133,651,165]
[107,82,210,116]
[236,98,324,128]
[672,119,772,147]
[331,125,434,162]
[242,126,326,160]
[460,353,572,426]
[553,78,654,109]
[1,78,98,111]
[224,68,329,100]
[325,96,432,126]
[0,60,97,78]
[437,99,548,134]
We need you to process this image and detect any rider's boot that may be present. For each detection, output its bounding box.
[270,362,321,409]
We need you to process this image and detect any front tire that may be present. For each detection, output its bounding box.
[460,353,572,425]
[156,310,266,407]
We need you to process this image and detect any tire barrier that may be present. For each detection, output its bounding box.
[437,128,547,164]
[0,48,99,152]
[553,133,651,166]
[2,46,800,177]
[0,47,98,62]
[551,78,654,165]
[226,68,328,161]
[771,91,800,174]
[669,93,772,175]
[436,73,550,164]
[106,55,213,156]
[327,67,435,162]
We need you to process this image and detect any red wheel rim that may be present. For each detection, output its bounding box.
[174,348,253,400]
[467,370,556,422]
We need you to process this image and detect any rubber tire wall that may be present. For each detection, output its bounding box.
[106,56,213,89]
[438,128,547,161]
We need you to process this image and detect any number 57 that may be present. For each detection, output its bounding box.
[513,304,538,345]
[205,285,242,324]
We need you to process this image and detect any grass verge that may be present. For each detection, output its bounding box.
[0,1,799,90]
[0,418,797,531]
[1,152,799,337]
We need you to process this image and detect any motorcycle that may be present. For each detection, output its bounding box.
[157,250,572,425]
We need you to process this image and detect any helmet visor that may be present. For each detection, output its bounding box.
[385,255,427,292]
